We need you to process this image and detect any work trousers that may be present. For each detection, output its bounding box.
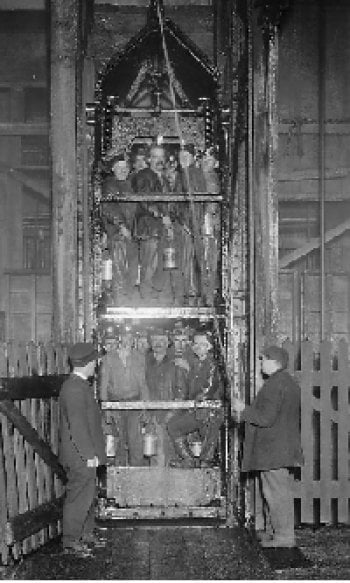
[167,410,222,460]
[62,463,96,548]
[167,411,204,440]
[112,237,139,302]
[125,411,146,466]
[260,467,295,545]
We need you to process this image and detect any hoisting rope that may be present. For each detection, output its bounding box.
[156,1,204,294]
[155,2,237,416]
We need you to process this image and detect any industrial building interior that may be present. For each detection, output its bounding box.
[0,0,349,577]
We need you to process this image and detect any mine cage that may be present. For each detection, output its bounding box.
[88,0,242,523]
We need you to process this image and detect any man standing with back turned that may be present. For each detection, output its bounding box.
[232,345,303,548]
[59,342,106,557]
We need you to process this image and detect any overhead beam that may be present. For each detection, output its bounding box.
[0,0,212,8]
[0,0,44,8]
[95,0,212,5]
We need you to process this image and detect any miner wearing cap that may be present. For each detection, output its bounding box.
[131,144,175,303]
[59,342,106,557]
[144,328,188,464]
[101,153,139,305]
[232,345,303,549]
[167,329,223,468]
[99,329,149,466]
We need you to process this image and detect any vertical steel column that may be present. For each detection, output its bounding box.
[247,1,255,405]
[318,0,326,341]
[246,0,256,528]
[50,0,79,343]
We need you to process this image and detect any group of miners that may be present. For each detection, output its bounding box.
[58,339,303,556]
[99,325,222,469]
[100,142,220,306]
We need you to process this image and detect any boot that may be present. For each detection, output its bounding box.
[199,433,219,467]
[199,417,222,467]
[170,437,195,468]
[199,442,218,467]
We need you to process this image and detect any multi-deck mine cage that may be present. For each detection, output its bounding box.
[87,0,244,522]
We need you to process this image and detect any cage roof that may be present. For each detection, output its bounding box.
[99,1,218,106]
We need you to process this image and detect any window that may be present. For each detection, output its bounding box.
[0,88,11,122]
[23,217,51,272]
[21,135,49,167]
[24,87,48,122]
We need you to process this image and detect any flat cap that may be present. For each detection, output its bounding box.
[261,345,288,369]
[69,342,99,366]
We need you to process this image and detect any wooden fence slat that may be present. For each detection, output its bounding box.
[46,343,56,375]
[33,398,47,545]
[17,344,28,378]
[24,400,41,550]
[0,344,7,377]
[319,341,332,524]
[13,400,31,555]
[337,339,350,523]
[55,344,69,375]
[300,340,315,524]
[50,398,64,519]
[7,341,16,378]
[55,345,64,375]
[283,339,297,373]
[0,428,9,564]
[41,398,54,539]
[0,400,67,484]
[27,343,39,377]
[38,343,47,376]
[1,412,21,560]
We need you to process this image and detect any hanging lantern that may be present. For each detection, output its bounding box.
[104,324,115,339]
[102,258,113,281]
[163,246,177,270]
[143,433,158,457]
[203,211,214,236]
[190,440,202,458]
[106,434,115,457]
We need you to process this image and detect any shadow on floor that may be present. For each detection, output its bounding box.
[1,523,273,580]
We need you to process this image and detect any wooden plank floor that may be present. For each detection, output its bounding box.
[1,524,272,580]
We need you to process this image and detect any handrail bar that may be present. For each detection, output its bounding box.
[101,399,223,410]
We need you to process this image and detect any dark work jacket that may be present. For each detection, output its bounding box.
[101,177,137,243]
[59,374,107,468]
[145,351,176,401]
[100,349,148,401]
[241,369,303,472]
[131,167,169,193]
[187,354,221,400]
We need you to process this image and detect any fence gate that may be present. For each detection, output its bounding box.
[0,342,68,565]
[285,339,350,525]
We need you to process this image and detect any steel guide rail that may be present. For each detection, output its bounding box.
[101,400,222,410]
[100,307,225,320]
[99,193,223,202]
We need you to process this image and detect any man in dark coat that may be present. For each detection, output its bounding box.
[59,343,106,556]
[232,345,303,548]
[167,330,223,468]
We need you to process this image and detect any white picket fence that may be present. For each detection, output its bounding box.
[284,339,350,524]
